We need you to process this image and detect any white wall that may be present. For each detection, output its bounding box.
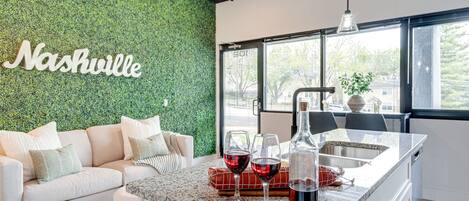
[411,119,469,200]
[217,1,469,200]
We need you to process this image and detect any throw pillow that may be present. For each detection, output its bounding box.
[121,116,161,160]
[0,122,62,182]
[129,134,170,160]
[30,144,82,183]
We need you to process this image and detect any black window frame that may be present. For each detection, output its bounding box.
[322,23,403,114]
[219,41,264,155]
[219,7,469,120]
[263,32,322,113]
[261,19,404,114]
[408,9,469,120]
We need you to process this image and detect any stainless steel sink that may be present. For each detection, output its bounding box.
[319,155,369,168]
[318,141,388,168]
[280,141,389,169]
[320,141,388,160]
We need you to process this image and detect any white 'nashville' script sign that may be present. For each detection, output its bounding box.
[2,40,142,78]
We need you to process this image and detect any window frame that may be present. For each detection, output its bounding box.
[261,21,403,113]
[219,7,469,120]
[408,9,469,120]
[263,33,322,112]
[323,24,403,114]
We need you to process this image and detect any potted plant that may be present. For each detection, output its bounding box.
[339,72,375,113]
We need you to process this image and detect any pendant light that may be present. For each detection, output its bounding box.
[337,0,359,34]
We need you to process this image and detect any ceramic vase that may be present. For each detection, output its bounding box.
[347,95,365,113]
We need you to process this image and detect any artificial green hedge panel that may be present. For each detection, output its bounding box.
[0,0,216,156]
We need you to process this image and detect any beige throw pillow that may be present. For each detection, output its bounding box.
[0,122,62,182]
[129,134,170,160]
[30,144,83,183]
[121,116,162,160]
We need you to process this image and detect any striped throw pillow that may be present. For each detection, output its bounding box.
[29,144,82,183]
[129,134,170,160]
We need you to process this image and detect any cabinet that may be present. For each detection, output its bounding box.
[396,182,412,201]
[366,157,412,201]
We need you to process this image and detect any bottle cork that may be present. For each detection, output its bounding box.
[299,101,308,112]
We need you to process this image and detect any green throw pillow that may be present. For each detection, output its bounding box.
[29,144,82,183]
[129,134,170,160]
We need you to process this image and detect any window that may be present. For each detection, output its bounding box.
[325,27,401,113]
[265,37,321,111]
[263,27,401,112]
[412,20,469,110]
[234,9,469,118]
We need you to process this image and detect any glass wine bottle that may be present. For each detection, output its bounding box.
[289,101,319,201]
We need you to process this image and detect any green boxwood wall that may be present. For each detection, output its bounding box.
[0,0,216,156]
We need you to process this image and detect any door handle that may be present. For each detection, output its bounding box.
[412,147,423,165]
[252,99,259,116]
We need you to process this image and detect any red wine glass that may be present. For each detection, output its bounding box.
[251,133,281,201]
[223,130,251,201]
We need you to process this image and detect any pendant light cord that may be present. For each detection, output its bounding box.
[346,0,350,11]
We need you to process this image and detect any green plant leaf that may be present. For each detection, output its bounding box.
[339,72,375,96]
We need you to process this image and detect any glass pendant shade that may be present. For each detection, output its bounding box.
[337,0,358,34]
[338,10,358,34]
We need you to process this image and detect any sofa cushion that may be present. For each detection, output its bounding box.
[121,116,161,160]
[23,167,122,201]
[0,122,62,182]
[100,160,158,184]
[86,124,124,167]
[58,130,92,167]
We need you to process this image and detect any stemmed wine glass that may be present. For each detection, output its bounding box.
[251,133,281,201]
[223,130,251,201]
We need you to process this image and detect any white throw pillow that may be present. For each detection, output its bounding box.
[0,122,62,182]
[121,116,162,160]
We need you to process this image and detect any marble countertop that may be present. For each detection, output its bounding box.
[126,129,427,201]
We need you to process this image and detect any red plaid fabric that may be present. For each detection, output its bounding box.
[319,166,339,186]
[208,166,339,190]
[208,167,289,190]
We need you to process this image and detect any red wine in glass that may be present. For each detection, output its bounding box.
[224,150,251,174]
[289,189,318,201]
[289,179,318,201]
[251,158,281,182]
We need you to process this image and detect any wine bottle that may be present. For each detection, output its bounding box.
[289,101,319,201]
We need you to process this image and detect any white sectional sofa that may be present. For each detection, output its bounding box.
[0,124,194,201]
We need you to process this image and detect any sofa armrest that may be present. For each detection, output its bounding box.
[174,134,193,157]
[174,134,194,167]
[0,156,23,201]
[162,131,194,167]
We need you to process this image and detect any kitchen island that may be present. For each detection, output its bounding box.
[126,129,427,201]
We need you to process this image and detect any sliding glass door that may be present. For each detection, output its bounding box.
[220,43,262,153]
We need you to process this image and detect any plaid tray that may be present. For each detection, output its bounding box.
[208,166,340,191]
